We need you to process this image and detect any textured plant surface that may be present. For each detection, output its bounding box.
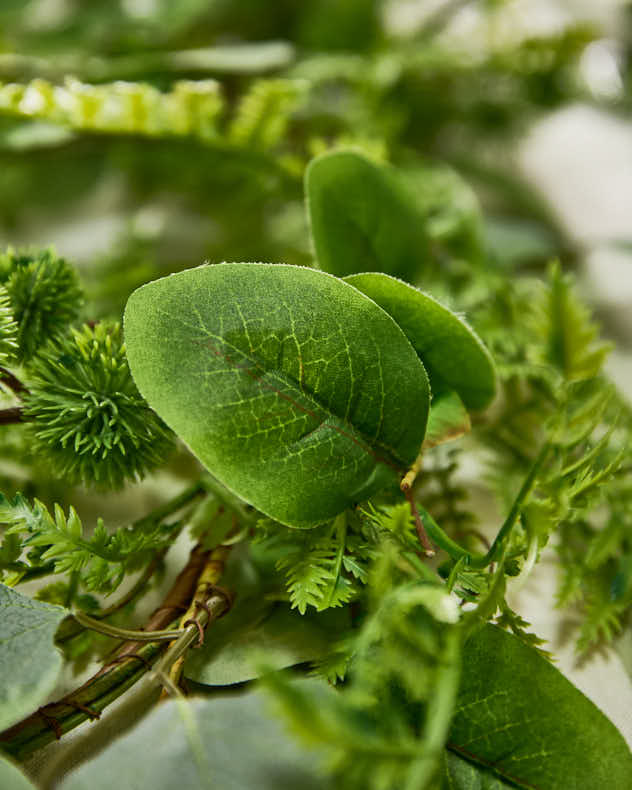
[0,2,631,789]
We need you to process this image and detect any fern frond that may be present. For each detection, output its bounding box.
[228,78,307,150]
[0,77,224,143]
[1,492,174,593]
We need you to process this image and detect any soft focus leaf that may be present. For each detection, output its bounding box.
[306,150,430,280]
[424,390,471,448]
[124,263,429,527]
[0,583,67,731]
[60,691,330,790]
[0,754,37,790]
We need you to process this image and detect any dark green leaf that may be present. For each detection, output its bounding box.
[345,272,496,409]
[305,150,430,280]
[0,583,67,731]
[446,625,632,789]
[124,263,430,527]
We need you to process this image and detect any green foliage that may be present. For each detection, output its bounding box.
[0,285,17,367]
[0,247,82,363]
[0,583,67,731]
[345,272,497,409]
[306,150,430,280]
[1,493,176,593]
[124,263,430,527]
[445,626,632,789]
[23,321,173,488]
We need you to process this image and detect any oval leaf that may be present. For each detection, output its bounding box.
[446,625,632,789]
[0,583,67,731]
[60,691,330,790]
[345,272,496,410]
[185,605,348,686]
[124,263,430,527]
[305,150,430,280]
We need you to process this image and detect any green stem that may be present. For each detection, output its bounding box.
[419,443,551,569]
[72,612,183,642]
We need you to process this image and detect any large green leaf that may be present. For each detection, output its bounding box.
[0,754,37,790]
[124,263,430,528]
[445,625,632,789]
[345,272,496,410]
[305,150,430,280]
[0,583,67,731]
[185,604,348,686]
[60,691,330,790]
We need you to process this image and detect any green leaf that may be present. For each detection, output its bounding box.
[424,390,471,449]
[446,625,632,789]
[442,751,513,789]
[345,272,496,410]
[0,583,67,731]
[185,604,349,686]
[305,150,430,280]
[0,754,37,790]
[59,691,330,790]
[124,263,430,528]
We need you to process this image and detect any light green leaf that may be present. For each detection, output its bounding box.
[124,263,430,528]
[0,754,37,790]
[60,691,330,790]
[345,272,496,410]
[185,604,349,686]
[305,150,430,280]
[424,390,471,449]
[0,583,67,731]
[445,625,632,789]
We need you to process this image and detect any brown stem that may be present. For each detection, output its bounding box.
[0,406,23,424]
[0,543,212,758]
[0,367,28,396]
[404,488,436,558]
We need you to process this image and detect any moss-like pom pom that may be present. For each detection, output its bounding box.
[0,284,18,367]
[23,321,173,488]
[0,246,82,362]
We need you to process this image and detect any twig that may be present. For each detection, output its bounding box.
[0,367,28,395]
[0,543,212,758]
[0,407,23,425]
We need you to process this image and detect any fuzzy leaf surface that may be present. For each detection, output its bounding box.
[446,625,632,789]
[306,150,429,280]
[0,583,67,731]
[60,691,330,790]
[345,272,496,409]
[124,263,429,527]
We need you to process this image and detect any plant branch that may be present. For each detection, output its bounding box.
[0,367,28,396]
[0,542,214,758]
[0,407,23,424]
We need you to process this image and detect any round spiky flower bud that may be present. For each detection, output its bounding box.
[0,246,82,363]
[23,321,173,488]
[0,284,18,367]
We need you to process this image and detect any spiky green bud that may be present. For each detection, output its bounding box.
[23,321,173,488]
[0,246,82,362]
[0,284,18,367]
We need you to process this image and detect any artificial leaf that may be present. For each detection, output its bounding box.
[305,150,430,280]
[59,691,330,790]
[124,263,430,528]
[445,625,632,789]
[345,272,496,409]
[0,754,37,790]
[424,390,471,449]
[185,604,349,686]
[0,583,67,731]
